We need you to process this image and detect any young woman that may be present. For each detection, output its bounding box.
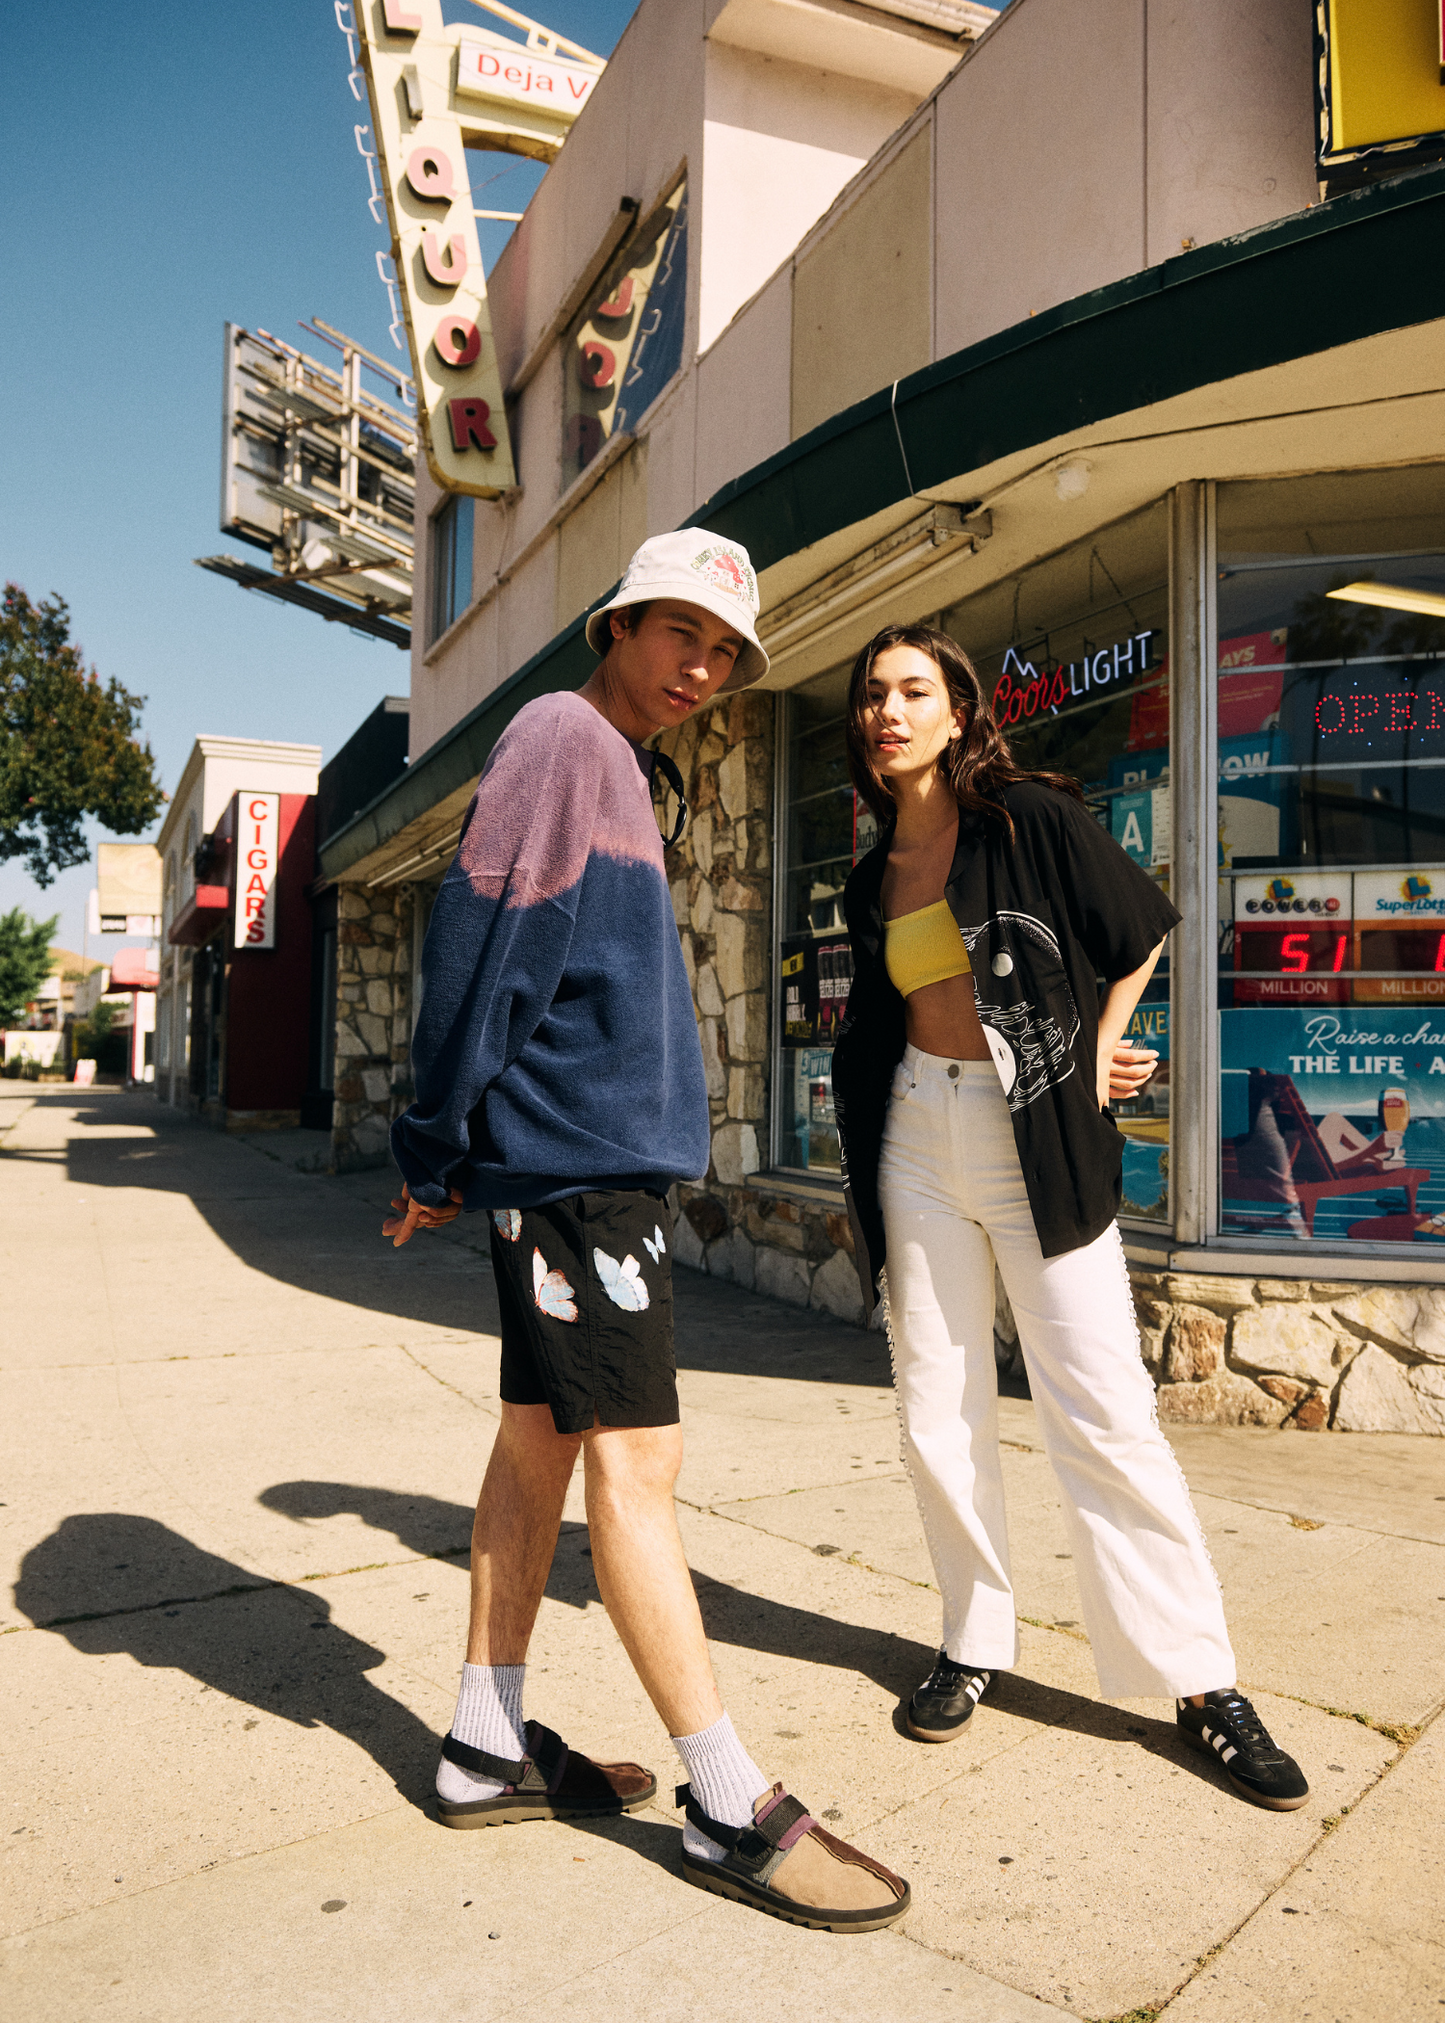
[830,624,1308,1812]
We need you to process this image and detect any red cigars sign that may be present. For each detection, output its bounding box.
[235,793,280,950]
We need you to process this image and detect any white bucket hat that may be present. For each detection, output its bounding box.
[584,528,769,690]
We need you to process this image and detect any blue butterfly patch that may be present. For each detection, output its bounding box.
[532,1246,578,1322]
[594,1247,650,1313]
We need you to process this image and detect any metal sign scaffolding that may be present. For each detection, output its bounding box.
[196,320,417,648]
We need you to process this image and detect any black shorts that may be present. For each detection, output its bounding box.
[490,1189,678,1435]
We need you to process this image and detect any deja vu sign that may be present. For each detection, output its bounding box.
[235,794,280,950]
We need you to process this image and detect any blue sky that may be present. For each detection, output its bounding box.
[0,0,636,956]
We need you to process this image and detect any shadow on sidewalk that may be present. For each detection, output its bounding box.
[28,1089,889,1388]
[255,1476,935,1697]
[14,1513,440,1804]
[13,1501,1221,1834]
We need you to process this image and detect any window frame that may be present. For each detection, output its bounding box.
[429,493,475,645]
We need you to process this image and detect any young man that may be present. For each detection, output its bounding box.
[383,529,910,1933]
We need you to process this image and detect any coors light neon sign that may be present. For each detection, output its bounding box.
[991,630,1157,726]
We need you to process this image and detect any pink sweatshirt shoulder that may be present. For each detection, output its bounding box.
[457,692,662,906]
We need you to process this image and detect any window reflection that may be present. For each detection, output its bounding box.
[1216,469,1445,1251]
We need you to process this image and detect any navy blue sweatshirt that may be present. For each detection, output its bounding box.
[390,692,710,1209]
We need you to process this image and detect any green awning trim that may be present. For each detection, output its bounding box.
[320,159,1445,882]
[692,158,1445,568]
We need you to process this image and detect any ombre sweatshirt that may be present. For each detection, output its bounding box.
[390,692,710,1210]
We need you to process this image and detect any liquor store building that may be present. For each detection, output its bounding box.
[321,0,1445,1433]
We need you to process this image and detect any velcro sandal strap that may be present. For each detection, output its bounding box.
[441,1719,569,1793]
[751,1789,813,1851]
[675,1781,745,1850]
[520,1720,568,1795]
[673,1782,816,1871]
[442,1732,526,1784]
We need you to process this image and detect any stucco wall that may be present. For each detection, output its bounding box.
[699,38,918,353]
[791,125,933,437]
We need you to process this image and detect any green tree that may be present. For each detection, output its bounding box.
[0,907,59,1026]
[1,584,164,886]
[72,997,127,1073]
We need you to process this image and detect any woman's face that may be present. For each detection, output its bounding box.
[862,644,966,786]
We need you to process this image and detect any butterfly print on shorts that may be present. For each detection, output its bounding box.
[593,1247,650,1313]
[532,1246,578,1322]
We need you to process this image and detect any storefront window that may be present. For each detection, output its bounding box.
[776,665,877,1172]
[1216,469,1445,1252]
[942,501,1173,1223]
[429,494,474,643]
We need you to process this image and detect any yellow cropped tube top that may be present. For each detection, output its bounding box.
[884,900,972,997]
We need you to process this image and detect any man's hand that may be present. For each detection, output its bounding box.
[382,1182,464,1247]
[1097,1042,1159,1111]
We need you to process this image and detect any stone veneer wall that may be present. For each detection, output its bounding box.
[651,689,869,1327]
[1125,1272,1445,1434]
[330,883,416,1172]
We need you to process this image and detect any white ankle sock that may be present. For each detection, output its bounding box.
[671,1713,770,1861]
[435,1661,527,1804]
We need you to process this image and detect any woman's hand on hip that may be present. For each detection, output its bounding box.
[1097,1042,1159,1110]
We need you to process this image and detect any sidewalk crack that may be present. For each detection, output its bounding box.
[398,1341,500,1410]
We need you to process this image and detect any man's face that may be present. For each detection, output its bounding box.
[607,600,746,734]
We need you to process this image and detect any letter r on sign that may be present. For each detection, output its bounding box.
[449,398,496,451]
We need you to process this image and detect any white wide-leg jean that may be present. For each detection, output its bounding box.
[879,1045,1235,1700]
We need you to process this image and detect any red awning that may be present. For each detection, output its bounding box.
[167,885,230,947]
[110,947,160,990]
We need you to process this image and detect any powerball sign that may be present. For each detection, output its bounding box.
[236,793,279,950]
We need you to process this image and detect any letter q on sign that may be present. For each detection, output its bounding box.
[405,147,457,202]
[434,316,482,368]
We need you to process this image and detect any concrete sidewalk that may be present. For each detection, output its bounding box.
[2,1087,1441,2022]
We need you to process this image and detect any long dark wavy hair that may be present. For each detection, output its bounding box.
[845,623,1083,841]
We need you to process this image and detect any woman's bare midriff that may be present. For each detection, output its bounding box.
[903,972,993,1061]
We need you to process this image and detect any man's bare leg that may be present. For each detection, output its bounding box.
[460,1412,733,1731]
[436,1408,907,1924]
[442,1406,766,1829]
[581,1421,722,1736]
[466,1401,580,1664]
[436,1402,580,1804]
[582,1420,771,1853]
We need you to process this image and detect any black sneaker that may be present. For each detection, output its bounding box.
[1177,1690,1309,1810]
[906,1650,994,1742]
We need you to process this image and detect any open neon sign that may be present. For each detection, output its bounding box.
[1314,684,1445,734]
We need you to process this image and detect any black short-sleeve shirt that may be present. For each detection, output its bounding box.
[832,782,1180,1306]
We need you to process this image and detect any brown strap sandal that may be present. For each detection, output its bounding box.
[437,1718,656,1828]
[676,1780,911,1933]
